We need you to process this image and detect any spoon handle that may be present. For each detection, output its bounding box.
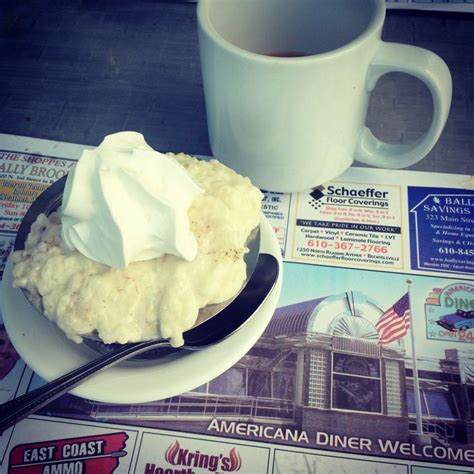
[0,339,168,433]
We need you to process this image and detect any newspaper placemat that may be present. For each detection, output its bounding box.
[0,133,473,473]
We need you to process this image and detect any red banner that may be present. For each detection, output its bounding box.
[8,432,128,473]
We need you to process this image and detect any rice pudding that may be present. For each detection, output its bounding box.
[12,152,262,347]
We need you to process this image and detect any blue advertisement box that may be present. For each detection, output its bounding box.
[408,186,474,276]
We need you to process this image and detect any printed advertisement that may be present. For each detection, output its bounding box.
[0,134,472,473]
[289,182,403,269]
[408,187,474,276]
[5,418,138,473]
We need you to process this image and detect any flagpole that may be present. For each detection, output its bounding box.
[407,279,423,436]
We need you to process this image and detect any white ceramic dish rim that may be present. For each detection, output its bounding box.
[2,215,282,404]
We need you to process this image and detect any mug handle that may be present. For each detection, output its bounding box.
[355,42,452,168]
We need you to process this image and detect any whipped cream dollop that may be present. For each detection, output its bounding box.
[61,132,204,268]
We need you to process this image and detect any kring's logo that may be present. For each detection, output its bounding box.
[165,441,242,472]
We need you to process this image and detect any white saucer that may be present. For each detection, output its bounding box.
[2,216,282,404]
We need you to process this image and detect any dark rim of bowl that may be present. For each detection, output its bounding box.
[14,175,67,252]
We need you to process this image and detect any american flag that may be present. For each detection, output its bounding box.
[376,292,411,344]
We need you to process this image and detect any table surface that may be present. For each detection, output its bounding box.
[0,1,473,177]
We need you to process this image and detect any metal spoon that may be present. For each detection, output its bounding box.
[0,252,279,433]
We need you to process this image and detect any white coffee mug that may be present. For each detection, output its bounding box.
[197,0,452,192]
